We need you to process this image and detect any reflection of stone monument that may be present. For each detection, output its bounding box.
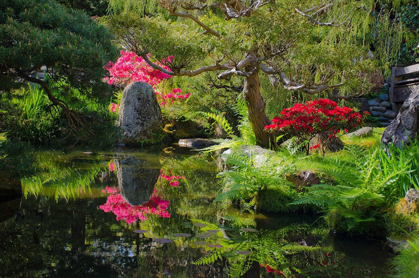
[115,156,160,206]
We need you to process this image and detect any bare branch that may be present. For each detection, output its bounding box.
[221,0,271,19]
[295,8,350,27]
[157,0,221,37]
[260,63,344,94]
[217,67,257,79]
[141,54,231,77]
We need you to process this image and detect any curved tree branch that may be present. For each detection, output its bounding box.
[260,63,344,94]
[141,54,232,77]
[172,11,221,37]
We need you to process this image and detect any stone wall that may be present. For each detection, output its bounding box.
[367,93,400,127]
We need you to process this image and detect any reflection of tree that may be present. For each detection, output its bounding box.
[100,187,170,223]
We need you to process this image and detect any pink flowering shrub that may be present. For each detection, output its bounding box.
[100,187,170,224]
[156,88,191,106]
[104,51,191,107]
[104,50,173,87]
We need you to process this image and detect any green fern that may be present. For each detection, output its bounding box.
[200,111,237,139]
[192,249,224,265]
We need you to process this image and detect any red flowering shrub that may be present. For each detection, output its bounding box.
[265,99,367,153]
[100,187,170,224]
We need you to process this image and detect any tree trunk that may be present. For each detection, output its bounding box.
[243,72,275,149]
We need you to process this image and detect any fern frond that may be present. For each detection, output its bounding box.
[200,111,237,139]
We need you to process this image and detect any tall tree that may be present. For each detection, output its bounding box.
[0,0,118,129]
[107,0,400,148]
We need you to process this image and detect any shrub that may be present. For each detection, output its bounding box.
[265,99,367,154]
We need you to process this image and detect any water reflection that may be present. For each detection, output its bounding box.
[115,155,160,206]
[0,149,395,277]
[99,187,170,223]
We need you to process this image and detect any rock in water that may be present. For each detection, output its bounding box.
[117,82,162,144]
[381,91,419,148]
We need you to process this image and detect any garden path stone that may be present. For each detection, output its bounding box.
[178,138,218,149]
[346,127,373,138]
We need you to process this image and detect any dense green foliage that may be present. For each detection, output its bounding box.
[0,0,117,92]
[57,0,109,16]
[0,0,119,146]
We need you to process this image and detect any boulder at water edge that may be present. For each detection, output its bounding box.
[381,91,419,148]
[117,82,162,144]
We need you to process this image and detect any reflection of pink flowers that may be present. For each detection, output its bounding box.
[100,187,170,224]
[109,162,115,172]
[159,170,185,187]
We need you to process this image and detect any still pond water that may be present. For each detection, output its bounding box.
[0,147,394,277]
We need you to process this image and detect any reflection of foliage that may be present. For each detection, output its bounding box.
[217,149,296,211]
[21,152,106,200]
[100,187,170,223]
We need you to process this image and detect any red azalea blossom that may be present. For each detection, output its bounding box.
[265,99,365,152]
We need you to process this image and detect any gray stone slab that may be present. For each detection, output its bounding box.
[368,100,381,107]
[371,106,387,112]
[383,110,397,119]
[371,111,383,117]
[381,101,391,108]
[379,94,389,101]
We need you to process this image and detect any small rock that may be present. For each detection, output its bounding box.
[346,127,373,138]
[368,100,381,107]
[405,188,419,208]
[371,106,387,112]
[371,111,383,117]
[286,171,320,191]
[379,94,389,101]
[383,110,397,119]
[381,101,391,108]
[178,138,218,149]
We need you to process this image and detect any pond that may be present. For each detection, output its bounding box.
[0,147,394,277]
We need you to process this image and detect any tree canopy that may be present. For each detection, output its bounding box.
[107,0,396,147]
[0,0,118,127]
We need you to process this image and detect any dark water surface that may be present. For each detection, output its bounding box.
[0,148,394,277]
